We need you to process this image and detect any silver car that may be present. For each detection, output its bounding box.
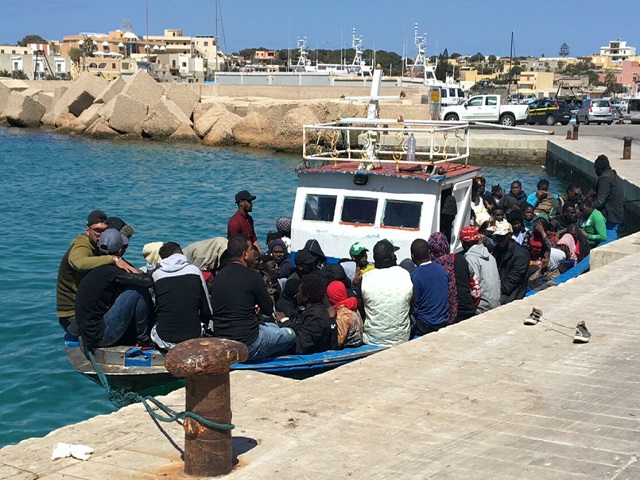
[576,99,614,125]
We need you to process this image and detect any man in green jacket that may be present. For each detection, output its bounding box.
[56,210,138,335]
[579,200,607,247]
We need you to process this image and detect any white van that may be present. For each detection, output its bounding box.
[440,86,466,106]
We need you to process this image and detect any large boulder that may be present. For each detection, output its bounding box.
[167,123,201,144]
[141,98,192,139]
[77,103,103,127]
[232,111,273,148]
[36,92,54,112]
[97,96,117,121]
[202,110,241,146]
[164,83,200,119]
[55,112,87,134]
[0,80,30,113]
[274,105,321,151]
[53,72,108,117]
[108,94,147,134]
[93,77,126,104]
[193,102,231,138]
[120,70,164,108]
[4,91,46,128]
[84,117,119,140]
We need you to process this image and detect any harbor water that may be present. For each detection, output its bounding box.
[0,127,566,448]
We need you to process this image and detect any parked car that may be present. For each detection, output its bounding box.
[526,98,572,126]
[576,99,614,125]
[440,94,529,126]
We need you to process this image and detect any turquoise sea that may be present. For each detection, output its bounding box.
[0,127,565,448]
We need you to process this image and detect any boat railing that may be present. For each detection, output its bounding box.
[302,118,470,169]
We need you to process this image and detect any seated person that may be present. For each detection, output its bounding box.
[75,229,154,349]
[268,238,295,279]
[523,218,555,262]
[259,254,281,304]
[491,184,504,205]
[326,280,363,348]
[508,210,527,245]
[528,247,567,290]
[409,239,450,335]
[548,203,578,233]
[278,275,338,354]
[522,203,537,231]
[362,239,413,346]
[579,200,607,247]
[503,180,527,208]
[350,242,375,275]
[150,242,212,350]
[211,234,295,362]
[183,237,229,272]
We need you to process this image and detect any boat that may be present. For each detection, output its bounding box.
[65,70,478,389]
[385,23,465,106]
[290,29,373,77]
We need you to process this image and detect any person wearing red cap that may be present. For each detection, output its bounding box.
[228,190,261,252]
[460,226,501,313]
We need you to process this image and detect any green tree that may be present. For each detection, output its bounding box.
[450,52,462,59]
[0,69,10,77]
[69,48,84,64]
[12,69,28,80]
[80,38,96,57]
[17,34,48,46]
[469,52,485,63]
[559,43,570,57]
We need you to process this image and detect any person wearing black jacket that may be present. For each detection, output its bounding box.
[589,155,625,230]
[211,235,295,362]
[492,222,530,305]
[75,229,154,348]
[279,274,338,354]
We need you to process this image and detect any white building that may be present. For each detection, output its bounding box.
[600,40,637,64]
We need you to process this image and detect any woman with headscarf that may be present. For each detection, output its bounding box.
[268,238,295,279]
[556,231,577,262]
[428,232,458,324]
[326,280,363,348]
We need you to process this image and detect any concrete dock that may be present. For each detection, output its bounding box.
[2,127,640,479]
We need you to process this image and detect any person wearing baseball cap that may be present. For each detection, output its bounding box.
[460,226,500,314]
[349,242,374,274]
[228,190,261,252]
[361,239,413,347]
[492,219,530,305]
[56,210,138,336]
[75,228,154,349]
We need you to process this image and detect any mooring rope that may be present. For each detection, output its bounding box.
[85,348,234,431]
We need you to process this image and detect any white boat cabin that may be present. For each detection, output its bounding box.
[290,118,480,261]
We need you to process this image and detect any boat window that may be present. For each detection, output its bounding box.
[341,197,377,225]
[303,194,337,222]
[382,200,422,229]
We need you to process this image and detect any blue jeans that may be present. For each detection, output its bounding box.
[246,322,296,362]
[101,289,153,347]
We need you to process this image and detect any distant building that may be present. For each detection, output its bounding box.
[592,40,640,70]
[0,43,71,80]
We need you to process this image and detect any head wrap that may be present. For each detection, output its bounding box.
[428,232,457,323]
[142,242,163,265]
[326,281,358,311]
[340,261,357,283]
[460,226,479,242]
[557,233,577,261]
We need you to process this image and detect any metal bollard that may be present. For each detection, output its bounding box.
[566,130,572,140]
[165,338,248,477]
[572,124,579,140]
[623,136,633,160]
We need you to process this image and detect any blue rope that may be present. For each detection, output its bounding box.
[85,348,234,431]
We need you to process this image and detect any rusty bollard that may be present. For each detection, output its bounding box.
[165,338,248,477]
[566,130,573,140]
[623,136,633,160]
[572,124,579,140]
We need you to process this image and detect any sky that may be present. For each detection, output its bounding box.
[1,0,638,59]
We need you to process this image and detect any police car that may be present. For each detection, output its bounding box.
[526,99,572,126]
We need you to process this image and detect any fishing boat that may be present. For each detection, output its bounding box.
[65,68,480,389]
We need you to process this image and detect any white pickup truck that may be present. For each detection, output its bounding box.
[439,94,529,126]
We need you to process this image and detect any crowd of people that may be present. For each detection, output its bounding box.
[56,154,625,361]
